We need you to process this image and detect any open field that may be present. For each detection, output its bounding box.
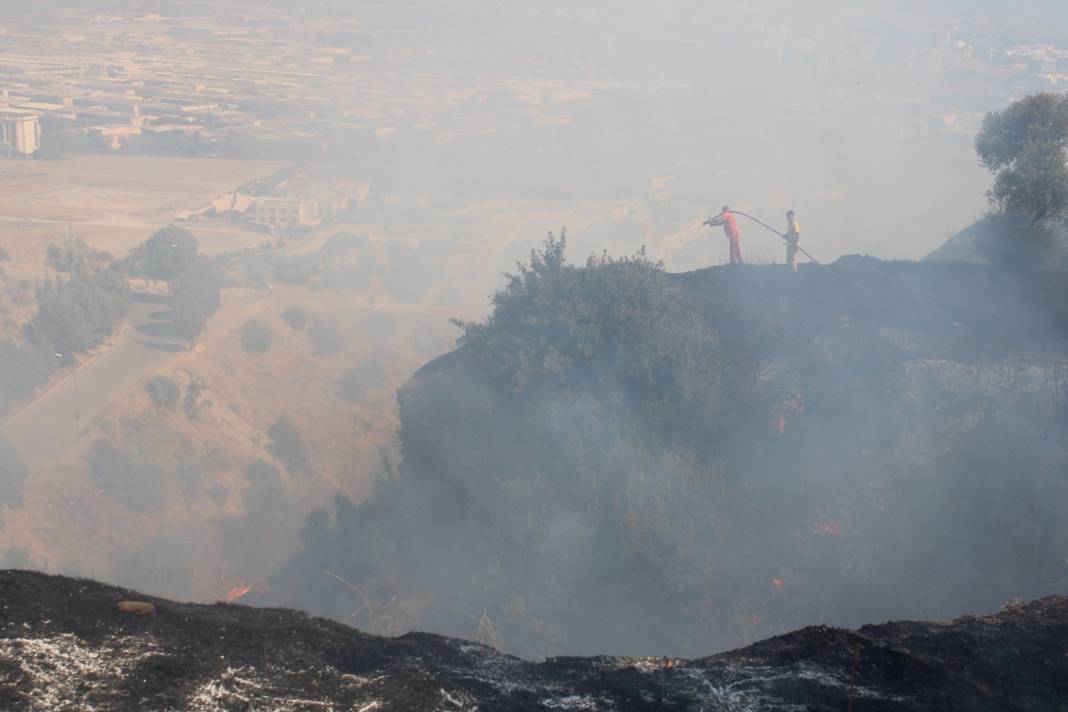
[0,155,283,260]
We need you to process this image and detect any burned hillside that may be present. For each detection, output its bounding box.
[2,569,1068,711]
[271,240,1068,659]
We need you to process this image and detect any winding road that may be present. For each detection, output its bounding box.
[1,294,187,470]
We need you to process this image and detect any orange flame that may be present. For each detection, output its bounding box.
[771,578,785,588]
[225,584,253,602]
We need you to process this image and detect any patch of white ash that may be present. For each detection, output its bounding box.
[0,633,160,711]
[448,640,548,696]
[540,694,604,710]
[594,656,688,674]
[658,660,901,712]
[187,663,386,712]
[187,666,261,710]
[445,644,625,710]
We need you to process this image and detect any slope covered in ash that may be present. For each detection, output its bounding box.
[2,570,1068,711]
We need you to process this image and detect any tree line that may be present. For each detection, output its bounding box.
[0,268,129,416]
[0,224,224,418]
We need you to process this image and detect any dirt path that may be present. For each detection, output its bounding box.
[1,294,186,470]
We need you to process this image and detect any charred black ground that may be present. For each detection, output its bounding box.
[2,570,1067,711]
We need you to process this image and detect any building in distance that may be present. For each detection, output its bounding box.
[0,111,41,156]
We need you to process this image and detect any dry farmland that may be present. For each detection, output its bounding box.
[0,155,283,266]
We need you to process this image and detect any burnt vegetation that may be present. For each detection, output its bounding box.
[4,569,1068,711]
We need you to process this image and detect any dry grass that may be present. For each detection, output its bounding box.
[2,281,458,602]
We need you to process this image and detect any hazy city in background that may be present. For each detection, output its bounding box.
[2,0,1068,659]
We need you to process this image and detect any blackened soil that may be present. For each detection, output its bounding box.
[1,570,1066,711]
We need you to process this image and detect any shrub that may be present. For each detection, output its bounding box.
[183,377,205,420]
[454,233,724,438]
[281,304,311,330]
[208,484,228,505]
[146,375,179,407]
[239,319,273,353]
[267,416,310,476]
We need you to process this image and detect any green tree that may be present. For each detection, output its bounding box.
[976,93,1068,224]
[239,319,273,353]
[146,375,180,407]
[46,237,104,273]
[30,269,129,355]
[281,304,311,330]
[136,226,199,283]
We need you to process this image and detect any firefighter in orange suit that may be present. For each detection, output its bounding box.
[707,205,744,264]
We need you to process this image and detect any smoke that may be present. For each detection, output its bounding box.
[2,0,1066,661]
[270,241,1068,659]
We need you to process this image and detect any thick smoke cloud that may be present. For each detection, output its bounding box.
[2,0,1066,661]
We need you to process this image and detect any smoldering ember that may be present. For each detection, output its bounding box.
[2,2,1068,711]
